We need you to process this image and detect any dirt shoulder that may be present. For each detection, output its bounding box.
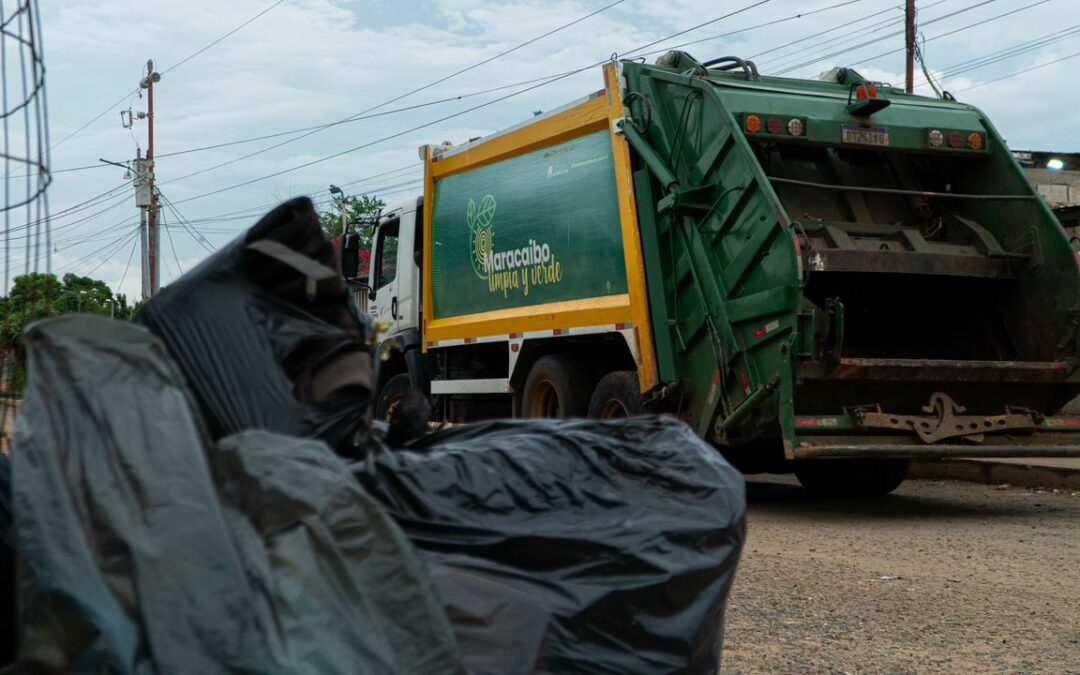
[722,476,1080,674]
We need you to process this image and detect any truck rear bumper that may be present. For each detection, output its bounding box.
[794,428,1080,459]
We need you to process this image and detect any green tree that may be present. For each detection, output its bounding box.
[318,194,384,248]
[0,273,132,389]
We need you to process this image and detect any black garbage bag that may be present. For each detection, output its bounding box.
[12,315,464,674]
[1,452,13,666]
[353,417,747,675]
[136,196,373,454]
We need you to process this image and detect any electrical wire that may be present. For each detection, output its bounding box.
[49,0,286,152]
[846,0,1051,68]
[154,0,627,189]
[636,0,871,59]
[114,230,141,295]
[157,190,215,252]
[158,203,184,279]
[755,1,940,72]
[956,47,1080,92]
[913,23,1080,92]
[773,0,1002,76]
[168,0,770,206]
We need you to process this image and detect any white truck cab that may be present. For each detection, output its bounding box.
[366,196,423,335]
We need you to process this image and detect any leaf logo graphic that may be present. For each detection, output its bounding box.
[468,194,496,279]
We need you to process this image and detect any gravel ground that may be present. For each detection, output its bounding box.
[722,476,1080,674]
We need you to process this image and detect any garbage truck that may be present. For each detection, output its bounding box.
[343,51,1080,494]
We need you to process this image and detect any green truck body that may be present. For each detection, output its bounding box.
[619,53,1080,466]
[362,53,1080,495]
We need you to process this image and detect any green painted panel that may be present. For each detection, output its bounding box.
[430,130,627,319]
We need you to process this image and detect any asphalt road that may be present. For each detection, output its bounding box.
[722,476,1080,674]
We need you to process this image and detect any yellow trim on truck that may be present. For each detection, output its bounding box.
[425,294,632,344]
[604,63,659,392]
[428,93,611,179]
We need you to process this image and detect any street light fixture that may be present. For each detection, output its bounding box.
[328,184,347,234]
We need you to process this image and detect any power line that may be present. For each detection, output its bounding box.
[115,231,142,294]
[637,0,871,59]
[49,0,285,151]
[159,205,184,280]
[913,23,1080,90]
[154,0,626,189]
[847,0,1052,68]
[157,190,215,253]
[956,48,1080,92]
[161,0,286,76]
[620,0,770,57]
[754,1,927,69]
[169,1,769,206]
[773,0,1002,76]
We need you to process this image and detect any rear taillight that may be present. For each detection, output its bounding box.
[926,128,985,151]
[743,113,807,138]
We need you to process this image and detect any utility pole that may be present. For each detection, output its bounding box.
[140,60,162,297]
[905,0,916,93]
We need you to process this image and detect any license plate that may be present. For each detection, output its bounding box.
[841,125,890,147]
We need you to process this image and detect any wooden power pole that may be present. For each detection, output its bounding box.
[905,0,916,93]
[140,60,162,298]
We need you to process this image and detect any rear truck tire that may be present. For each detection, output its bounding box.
[588,370,644,419]
[793,459,910,497]
[521,354,592,419]
[374,372,413,423]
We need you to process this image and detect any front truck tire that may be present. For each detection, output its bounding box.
[374,372,413,422]
[521,354,592,418]
[587,371,644,419]
[793,459,910,496]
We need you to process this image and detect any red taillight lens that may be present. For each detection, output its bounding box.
[948,131,964,149]
[855,83,877,100]
[767,116,783,134]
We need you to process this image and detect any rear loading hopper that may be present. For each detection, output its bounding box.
[617,52,1080,473]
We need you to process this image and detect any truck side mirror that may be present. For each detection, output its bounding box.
[341,233,361,279]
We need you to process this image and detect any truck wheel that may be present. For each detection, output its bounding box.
[521,354,591,419]
[374,372,413,422]
[794,459,910,497]
[588,371,643,419]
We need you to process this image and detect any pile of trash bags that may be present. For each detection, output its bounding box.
[5,197,746,674]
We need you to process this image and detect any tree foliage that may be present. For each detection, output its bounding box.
[1,273,132,389]
[318,194,384,248]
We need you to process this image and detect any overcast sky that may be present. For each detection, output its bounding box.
[8,0,1080,299]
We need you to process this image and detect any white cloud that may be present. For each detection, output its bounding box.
[5,0,1077,293]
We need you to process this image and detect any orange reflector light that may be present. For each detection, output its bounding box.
[745,114,761,133]
[767,116,783,134]
[855,83,877,100]
[948,131,964,149]
[967,132,983,150]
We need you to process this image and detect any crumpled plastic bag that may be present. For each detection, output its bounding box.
[135,196,374,454]
[353,417,747,675]
[12,314,463,674]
